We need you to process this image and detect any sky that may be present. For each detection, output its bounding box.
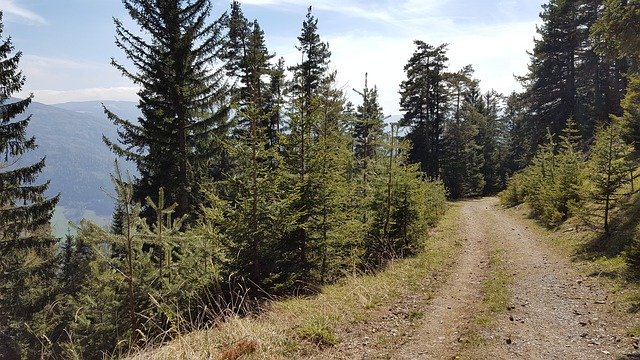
[2,0,546,115]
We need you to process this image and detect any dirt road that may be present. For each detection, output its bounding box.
[314,197,638,359]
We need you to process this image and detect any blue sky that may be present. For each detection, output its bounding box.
[2,0,546,115]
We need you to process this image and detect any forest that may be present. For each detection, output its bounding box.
[0,0,639,358]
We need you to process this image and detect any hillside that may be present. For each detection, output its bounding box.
[21,100,139,234]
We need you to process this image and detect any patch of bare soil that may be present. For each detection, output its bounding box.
[310,198,639,359]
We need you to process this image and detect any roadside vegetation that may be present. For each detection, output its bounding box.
[126,203,462,359]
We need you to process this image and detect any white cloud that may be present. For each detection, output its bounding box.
[18,87,139,104]
[315,19,538,115]
[240,0,442,23]
[0,0,46,24]
[256,0,542,114]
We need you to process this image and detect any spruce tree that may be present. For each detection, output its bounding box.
[399,41,449,178]
[277,6,332,287]
[103,0,230,224]
[592,0,640,68]
[617,75,640,151]
[353,73,385,172]
[218,7,286,287]
[0,11,59,358]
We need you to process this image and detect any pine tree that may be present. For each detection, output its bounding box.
[0,12,60,358]
[103,0,230,224]
[399,41,449,178]
[353,73,385,176]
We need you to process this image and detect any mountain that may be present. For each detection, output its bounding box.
[54,100,141,123]
[18,100,139,235]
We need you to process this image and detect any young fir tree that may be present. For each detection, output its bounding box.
[363,123,447,268]
[277,6,332,288]
[399,41,450,178]
[588,119,636,233]
[0,12,60,358]
[352,73,385,180]
[307,72,354,283]
[616,75,640,152]
[348,74,386,234]
[103,0,230,224]
[66,172,221,356]
[217,7,288,288]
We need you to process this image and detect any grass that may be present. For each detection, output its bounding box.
[126,203,464,359]
[482,249,509,315]
[460,246,510,349]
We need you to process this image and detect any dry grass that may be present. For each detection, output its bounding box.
[126,203,463,360]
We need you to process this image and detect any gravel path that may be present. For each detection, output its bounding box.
[461,198,635,359]
[311,198,638,359]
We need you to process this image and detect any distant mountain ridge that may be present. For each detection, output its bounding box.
[19,99,140,234]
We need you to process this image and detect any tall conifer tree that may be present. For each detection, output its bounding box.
[103,0,230,223]
[278,7,332,286]
[0,12,59,358]
[521,0,626,158]
[399,41,449,178]
[353,73,385,179]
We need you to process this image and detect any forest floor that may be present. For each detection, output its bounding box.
[311,197,640,359]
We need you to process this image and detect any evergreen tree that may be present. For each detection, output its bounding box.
[503,92,530,175]
[265,57,286,148]
[592,0,640,68]
[478,90,507,194]
[352,73,385,175]
[277,6,332,287]
[588,119,636,233]
[521,0,626,156]
[399,41,449,178]
[616,74,640,152]
[441,67,484,198]
[66,176,221,356]
[0,12,60,358]
[103,0,230,224]
[222,0,249,82]
[217,7,287,288]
